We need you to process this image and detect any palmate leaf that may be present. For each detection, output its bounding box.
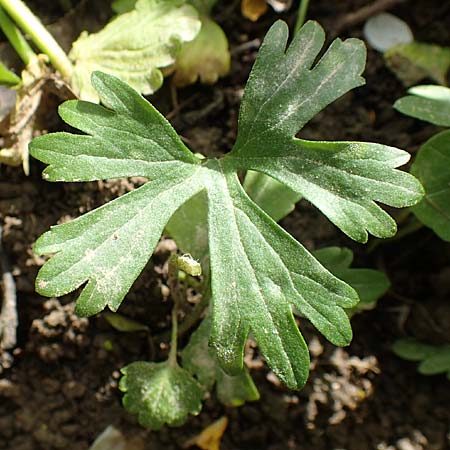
[70,0,201,101]
[30,21,423,390]
[229,21,423,242]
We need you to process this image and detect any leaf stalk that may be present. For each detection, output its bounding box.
[0,0,73,78]
[0,5,35,65]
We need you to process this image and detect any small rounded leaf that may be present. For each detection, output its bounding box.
[120,361,203,429]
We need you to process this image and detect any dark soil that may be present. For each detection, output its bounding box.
[1,1,450,449]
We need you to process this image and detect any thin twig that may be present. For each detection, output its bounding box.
[230,38,261,56]
[332,0,408,36]
[0,221,17,350]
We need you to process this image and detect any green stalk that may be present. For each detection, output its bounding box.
[0,0,72,78]
[168,296,179,366]
[167,255,181,367]
[294,0,310,34]
[0,5,34,65]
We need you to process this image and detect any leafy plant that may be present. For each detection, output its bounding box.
[0,0,230,172]
[393,338,450,380]
[394,85,450,241]
[30,20,423,427]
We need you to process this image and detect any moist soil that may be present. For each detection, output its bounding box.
[0,1,449,449]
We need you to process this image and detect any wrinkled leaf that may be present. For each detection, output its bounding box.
[70,0,201,101]
[394,85,450,128]
[385,42,450,86]
[173,16,230,87]
[31,21,422,390]
[120,361,203,429]
[410,130,450,241]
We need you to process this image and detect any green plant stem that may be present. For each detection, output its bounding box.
[0,0,73,78]
[294,0,310,34]
[168,296,179,366]
[178,275,210,336]
[0,5,35,65]
[167,256,181,367]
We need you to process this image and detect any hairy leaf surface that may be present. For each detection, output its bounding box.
[229,21,423,242]
[119,361,203,429]
[31,21,423,389]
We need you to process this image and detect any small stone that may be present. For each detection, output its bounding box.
[62,380,86,399]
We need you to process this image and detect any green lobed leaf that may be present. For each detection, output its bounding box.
[410,130,450,242]
[393,337,450,379]
[31,21,423,390]
[394,85,450,127]
[181,315,260,405]
[119,361,203,429]
[228,21,423,243]
[313,246,390,311]
[70,0,201,101]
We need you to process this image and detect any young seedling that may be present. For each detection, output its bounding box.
[30,20,423,426]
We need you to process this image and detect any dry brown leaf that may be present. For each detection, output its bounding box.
[0,55,75,174]
[184,416,229,450]
[241,0,268,21]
